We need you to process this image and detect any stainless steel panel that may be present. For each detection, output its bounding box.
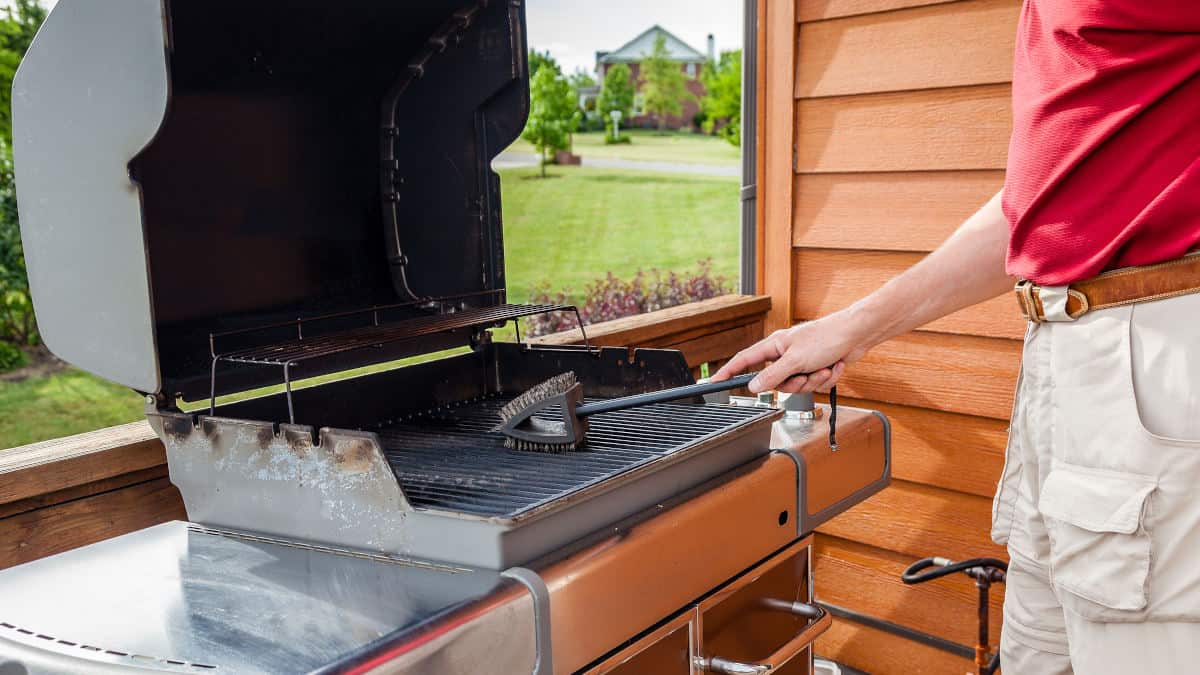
[769,406,891,536]
[12,0,168,393]
[0,522,529,674]
[593,611,696,675]
[148,413,414,558]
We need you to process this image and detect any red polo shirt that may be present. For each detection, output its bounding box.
[1003,1,1200,285]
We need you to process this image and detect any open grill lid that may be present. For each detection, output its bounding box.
[14,0,530,400]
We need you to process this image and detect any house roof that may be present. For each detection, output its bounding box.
[596,25,707,65]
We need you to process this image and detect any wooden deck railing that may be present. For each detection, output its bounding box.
[0,294,770,570]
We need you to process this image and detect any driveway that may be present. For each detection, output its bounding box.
[493,151,739,178]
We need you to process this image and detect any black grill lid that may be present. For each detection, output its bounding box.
[14,0,529,399]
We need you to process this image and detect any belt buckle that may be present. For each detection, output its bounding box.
[1014,280,1042,324]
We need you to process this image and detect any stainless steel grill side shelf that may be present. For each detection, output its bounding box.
[207,289,590,423]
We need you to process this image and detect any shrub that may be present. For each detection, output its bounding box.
[0,145,35,347]
[524,260,733,338]
[0,339,25,372]
[700,50,742,147]
[580,111,605,133]
[603,133,632,145]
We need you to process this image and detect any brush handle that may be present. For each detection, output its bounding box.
[574,373,759,418]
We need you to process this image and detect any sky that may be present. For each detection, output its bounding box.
[10,0,743,78]
[529,0,744,77]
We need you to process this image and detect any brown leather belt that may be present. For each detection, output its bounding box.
[1015,251,1200,323]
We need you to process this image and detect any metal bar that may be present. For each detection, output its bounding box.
[209,356,219,417]
[977,579,990,670]
[569,306,592,352]
[283,363,295,424]
[218,304,565,364]
[819,602,976,661]
[209,289,507,343]
[739,0,758,295]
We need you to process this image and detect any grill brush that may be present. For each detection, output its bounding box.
[497,372,758,452]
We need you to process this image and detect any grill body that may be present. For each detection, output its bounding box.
[4,1,893,673]
[150,343,781,569]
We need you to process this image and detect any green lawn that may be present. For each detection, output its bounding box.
[501,165,740,302]
[507,129,741,166]
[0,367,145,448]
[0,165,740,449]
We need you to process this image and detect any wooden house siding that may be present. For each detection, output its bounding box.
[759,0,1023,671]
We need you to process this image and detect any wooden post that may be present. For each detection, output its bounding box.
[757,0,798,334]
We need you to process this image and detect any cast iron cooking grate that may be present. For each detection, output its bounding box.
[375,395,774,519]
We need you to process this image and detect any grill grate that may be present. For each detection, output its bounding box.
[375,395,774,518]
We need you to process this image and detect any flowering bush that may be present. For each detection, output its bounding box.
[524,260,732,338]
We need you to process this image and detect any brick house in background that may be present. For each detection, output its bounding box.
[595,26,711,130]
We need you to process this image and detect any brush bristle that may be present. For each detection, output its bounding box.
[498,372,579,423]
[503,437,583,453]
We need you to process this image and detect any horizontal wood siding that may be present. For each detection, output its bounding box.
[796,84,1012,173]
[815,534,1002,646]
[796,0,1019,98]
[797,0,960,23]
[770,0,1024,669]
[793,170,1006,251]
[818,615,974,674]
[792,249,1024,338]
[836,396,1007,498]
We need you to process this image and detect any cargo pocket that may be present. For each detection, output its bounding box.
[1038,461,1157,618]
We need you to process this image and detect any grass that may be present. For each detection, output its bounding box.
[0,165,740,449]
[506,129,741,166]
[501,165,739,302]
[0,367,145,448]
[0,349,473,449]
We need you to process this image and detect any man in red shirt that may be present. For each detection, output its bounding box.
[716,1,1200,671]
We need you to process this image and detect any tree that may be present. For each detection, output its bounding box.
[0,0,46,148]
[0,0,45,353]
[700,49,742,146]
[522,66,580,177]
[528,49,560,81]
[568,68,595,91]
[596,63,634,133]
[639,34,692,133]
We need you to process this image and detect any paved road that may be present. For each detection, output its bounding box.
[493,151,740,178]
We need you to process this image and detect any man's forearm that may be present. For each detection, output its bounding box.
[842,190,1015,350]
[713,191,1015,392]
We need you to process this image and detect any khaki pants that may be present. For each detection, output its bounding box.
[992,292,1200,674]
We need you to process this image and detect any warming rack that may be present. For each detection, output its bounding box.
[207,290,589,423]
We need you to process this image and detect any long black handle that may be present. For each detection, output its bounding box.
[574,373,758,418]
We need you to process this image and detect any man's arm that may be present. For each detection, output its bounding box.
[712,190,1015,394]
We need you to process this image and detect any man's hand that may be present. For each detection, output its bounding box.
[712,311,866,394]
[711,191,1015,394]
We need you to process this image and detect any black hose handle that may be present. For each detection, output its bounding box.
[902,556,1009,585]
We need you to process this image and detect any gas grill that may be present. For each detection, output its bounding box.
[1,1,891,673]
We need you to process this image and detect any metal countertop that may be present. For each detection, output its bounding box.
[0,522,507,674]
